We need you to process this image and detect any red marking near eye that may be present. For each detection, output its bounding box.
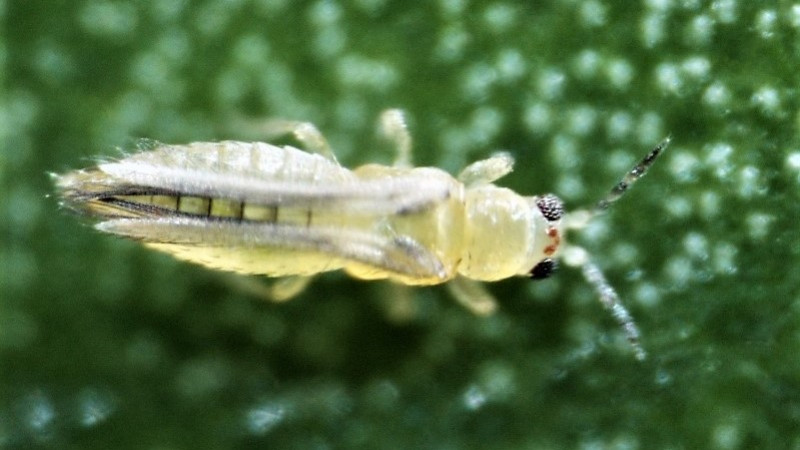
[544,227,561,256]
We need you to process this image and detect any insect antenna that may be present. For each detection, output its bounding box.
[582,258,647,360]
[565,137,670,230]
[594,136,671,215]
[563,137,670,360]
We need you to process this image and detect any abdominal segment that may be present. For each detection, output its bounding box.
[87,190,318,227]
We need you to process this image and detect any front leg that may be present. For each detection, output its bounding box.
[457,153,515,187]
[446,276,498,316]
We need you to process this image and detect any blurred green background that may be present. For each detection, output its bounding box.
[3,0,800,448]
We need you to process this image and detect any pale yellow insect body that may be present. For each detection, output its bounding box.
[55,110,667,359]
[57,141,561,286]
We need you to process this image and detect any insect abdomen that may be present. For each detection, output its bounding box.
[97,192,335,230]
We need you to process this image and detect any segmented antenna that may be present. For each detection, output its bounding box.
[594,136,671,213]
[563,137,670,360]
[582,260,646,360]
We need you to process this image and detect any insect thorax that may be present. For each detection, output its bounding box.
[458,185,560,281]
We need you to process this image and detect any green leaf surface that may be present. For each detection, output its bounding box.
[3,0,799,448]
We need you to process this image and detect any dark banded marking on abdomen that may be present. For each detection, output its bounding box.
[102,194,293,224]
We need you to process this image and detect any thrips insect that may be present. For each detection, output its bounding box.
[54,109,668,360]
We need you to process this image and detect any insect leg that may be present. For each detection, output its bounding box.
[456,153,515,187]
[268,276,314,302]
[225,274,315,303]
[562,246,646,360]
[379,283,419,323]
[379,109,413,168]
[446,276,498,316]
[233,117,339,163]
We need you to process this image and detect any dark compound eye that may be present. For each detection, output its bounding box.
[529,258,558,280]
[535,194,563,222]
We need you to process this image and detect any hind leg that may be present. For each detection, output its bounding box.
[263,119,338,162]
[229,115,339,162]
[377,283,420,323]
[227,274,315,303]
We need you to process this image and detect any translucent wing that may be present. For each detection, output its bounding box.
[97,217,448,280]
[54,141,455,280]
[57,141,453,216]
